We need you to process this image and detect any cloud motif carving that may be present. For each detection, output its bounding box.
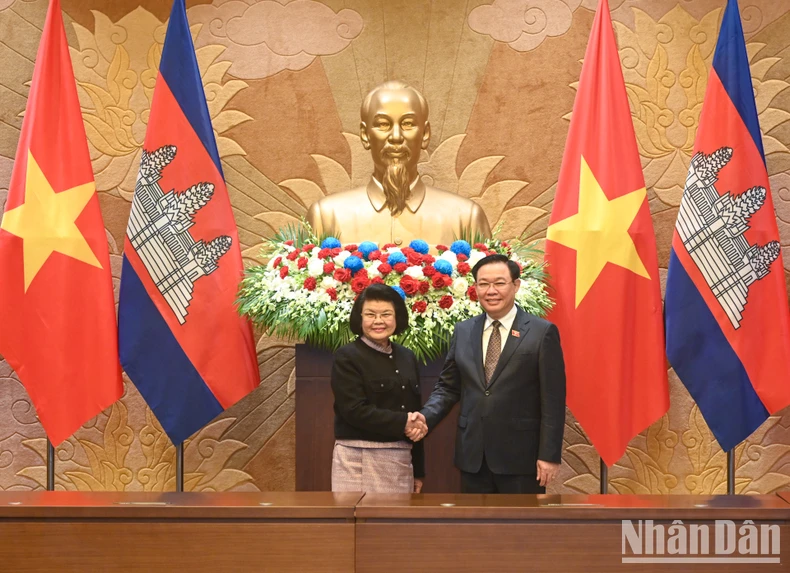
[189,0,363,79]
[0,156,12,213]
[468,0,581,52]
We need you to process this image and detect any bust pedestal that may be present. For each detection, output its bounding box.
[294,343,461,492]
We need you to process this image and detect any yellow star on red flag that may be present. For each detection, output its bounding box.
[1,151,101,291]
[546,155,649,308]
[0,0,122,448]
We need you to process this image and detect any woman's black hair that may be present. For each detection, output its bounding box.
[349,283,409,336]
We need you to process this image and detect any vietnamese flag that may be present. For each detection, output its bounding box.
[544,0,668,466]
[0,0,122,445]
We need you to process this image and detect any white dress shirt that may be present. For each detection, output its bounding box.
[482,304,518,363]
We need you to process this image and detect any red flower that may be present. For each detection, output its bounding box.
[378,263,392,275]
[355,268,369,279]
[399,275,420,296]
[407,251,423,266]
[436,244,449,252]
[304,277,317,291]
[297,257,308,269]
[383,243,398,250]
[422,265,436,277]
[330,247,341,256]
[333,268,352,283]
[284,240,294,246]
[439,295,454,309]
[351,275,370,294]
[418,281,430,294]
[456,253,468,262]
[467,285,478,302]
[302,243,316,252]
[326,287,337,301]
[422,254,435,265]
[393,262,408,274]
[352,250,363,259]
[431,274,449,289]
[412,300,427,313]
[401,247,415,256]
[272,256,282,268]
[323,262,335,274]
[287,250,299,261]
[457,262,471,275]
[317,248,331,259]
[474,242,487,250]
[344,244,358,252]
[368,250,381,260]
[279,266,289,279]
[370,276,384,285]
[380,254,389,265]
[501,241,509,248]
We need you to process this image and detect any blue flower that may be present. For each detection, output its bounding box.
[450,240,471,257]
[343,255,364,273]
[358,241,379,260]
[391,285,406,300]
[320,237,342,249]
[387,251,407,265]
[433,259,453,276]
[409,239,429,255]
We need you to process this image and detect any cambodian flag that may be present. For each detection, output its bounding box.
[118,0,259,444]
[665,0,790,451]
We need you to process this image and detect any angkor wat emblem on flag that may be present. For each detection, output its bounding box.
[676,146,780,329]
[127,145,232,324]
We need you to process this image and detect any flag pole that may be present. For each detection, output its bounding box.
[175,442,184,492]
[599,458,608,494]
[727,449,735,494]
[46,438,55,491]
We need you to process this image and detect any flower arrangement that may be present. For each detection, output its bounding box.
[237,225,552,361]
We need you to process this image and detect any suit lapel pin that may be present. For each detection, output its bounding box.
[511,330,520,338]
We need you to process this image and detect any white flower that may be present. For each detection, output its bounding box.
[321,276,340,289]
[452,278,468,297]
[307,257,325,277]
[334,250,352,265]
[404,265,424,280]
[311,247,321,257]
[467,250,486,267]
[439,251,458,266]
[367,261,382,278]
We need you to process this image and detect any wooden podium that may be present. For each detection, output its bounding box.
[2,491,790,572]
[356,493,790,572]
[295,343,461,492]
[0,491,359,572]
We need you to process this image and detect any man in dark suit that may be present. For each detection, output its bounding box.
[410,254,566,493]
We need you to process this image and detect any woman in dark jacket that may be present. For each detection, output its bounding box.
[330,284,426,493]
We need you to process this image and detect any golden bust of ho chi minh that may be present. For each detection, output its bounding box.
[306,81,491,247]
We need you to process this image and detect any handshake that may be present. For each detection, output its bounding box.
[404,411,428,442]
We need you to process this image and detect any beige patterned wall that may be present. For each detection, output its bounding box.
[0,0,789,494]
